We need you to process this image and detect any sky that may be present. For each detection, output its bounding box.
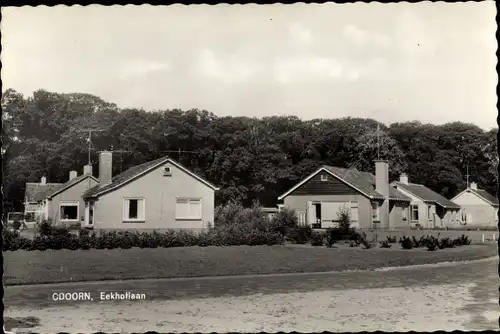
[1,3,498,130]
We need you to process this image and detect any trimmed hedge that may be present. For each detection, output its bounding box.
[2,227,285,251]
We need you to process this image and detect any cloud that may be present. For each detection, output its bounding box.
[195,48,258,82]
[343,24,390,47]
[118,59,171,78]
[273,56,344,83]
[289,23,313,47]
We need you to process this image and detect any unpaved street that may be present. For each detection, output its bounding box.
[5,258,499,333]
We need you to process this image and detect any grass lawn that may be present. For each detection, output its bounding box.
[4,243,497,286]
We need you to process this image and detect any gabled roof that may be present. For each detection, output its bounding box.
[83,156,219,199]
[25,182,63,203]
[278,165,411,202]
[46,174,99,199]
[452,187,499,206]
[392,182,461,209]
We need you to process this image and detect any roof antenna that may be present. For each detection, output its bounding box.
[465,165,470,188]
[377,124,380,160]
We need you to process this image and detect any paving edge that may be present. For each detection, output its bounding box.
[4,255,498,289]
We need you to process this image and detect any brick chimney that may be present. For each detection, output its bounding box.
[375,160,390,229]
[83,164,93,176]
[470,182,478,190]
[399,173,409,185]
[99,151,113,186]
[40,176,47,185]
[69,170,78,180]
[99,151,113,185]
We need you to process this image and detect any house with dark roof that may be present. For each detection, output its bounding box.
[277,160,411,229]
[24,177,63,226]
[24,166,99,227]
[451,182,498,228]
[81,151,219,231]
[392,174,462,228]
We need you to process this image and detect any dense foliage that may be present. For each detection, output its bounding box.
[2,88,498,212]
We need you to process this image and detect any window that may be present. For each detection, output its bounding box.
[320,174,328,182]
[123,198,145,222]
[371,202,380,221]
[411,205,419,221]
[163,167,172,176]
[60,202,79,221]
[175,198,202,220]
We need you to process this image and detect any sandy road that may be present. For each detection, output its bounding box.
[5,257,499,332]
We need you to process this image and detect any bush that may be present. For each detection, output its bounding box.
[386,235,397,243]
[12,220,22,231]
[2,229,32,251]
[361,238,375,249]
[438,237,455,249]
[286,226,312,244]
[411,236,426,248]
[337,205,351,232]
[38,219,53,237]
[310,232,324,246]
[269,208,298,235]
[379,240,392,248]
[425,237,439,251]
[454,234,472,246]
[399,236,413,249]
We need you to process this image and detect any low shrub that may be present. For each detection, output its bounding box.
[12,220,22,231]
[286,226,312,244]
[411,236,426,248]
[2,229,32,251]
[269,208,298,236]
[310,232,324,246]
[399,236,413,249]
[454,234,472,246]
[386,235,397,243]
[349,240,360,247]
[379,240,392,248]
[425,237,439,251]
[361,238,375,249]
[438,237,455,249]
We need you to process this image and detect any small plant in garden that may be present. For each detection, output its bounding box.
[438,237,455,249]
[269,208,298,236]
[425,237,439,251]
[336,205,351,232]
[399,236,413,249]
[386,235,397,243]
[12,220,22,231]
[411,235,426,248]
[286,226,312,244]
[310,232,324,246]
[360,238,375,249]
[379,240,392,248]
[454,234,471,246]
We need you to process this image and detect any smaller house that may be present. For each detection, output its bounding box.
[451,182,498,228]
[24,177,63,227]
[278,160,411,230]
[24,166,99,227]
[45,166,99,226]
[392,174,461,228]
[82,152,220,231]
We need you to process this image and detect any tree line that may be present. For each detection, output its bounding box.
[2,88,498,212]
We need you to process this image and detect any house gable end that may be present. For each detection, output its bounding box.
[278,168,371,200]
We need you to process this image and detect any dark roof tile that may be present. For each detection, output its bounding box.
[25,183,63,202]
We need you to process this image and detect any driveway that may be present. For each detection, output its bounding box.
[4,257,499,332]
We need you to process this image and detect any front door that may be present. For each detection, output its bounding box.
[307,201,317,227]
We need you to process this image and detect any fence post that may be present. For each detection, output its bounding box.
[493,234,496,242]
[482,234,485,243]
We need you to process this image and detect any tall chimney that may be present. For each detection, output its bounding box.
[99,151,113,185]
[83,164,93,176]
[40,176,47,185]
[399,173,409,185]
[69,170,78,180]
[470,182,478,190]
[375,160,390,229]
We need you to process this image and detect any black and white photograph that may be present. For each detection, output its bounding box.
[1,2,498,333]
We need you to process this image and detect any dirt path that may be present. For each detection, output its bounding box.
[4,283,491,333]
[5,258,498,332]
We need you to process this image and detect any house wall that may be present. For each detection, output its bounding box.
[283,194,372,229]
[92,161,215,231]
[48,177,99,225]
[452,191,498,227]
[392,186,433,227]
[389,201,410,229]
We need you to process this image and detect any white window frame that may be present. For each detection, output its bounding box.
[163,166,172,176]
[320,174,328,182]
[371,202,380,221]
[297,210,306,226]
[410,205,419,221]
[59,201,80,222]
[122,198,146,222]
[175,198,203,220]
